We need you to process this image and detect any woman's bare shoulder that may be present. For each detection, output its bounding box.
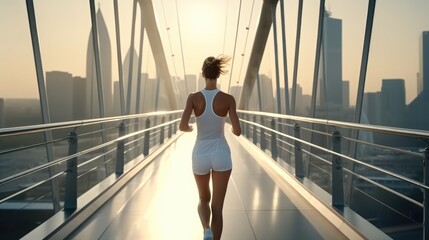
[188,91,203,100]
[218,91,235,100]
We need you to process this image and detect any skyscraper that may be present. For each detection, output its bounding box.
[0,98,4,127]
[249,74,274,112]
[122,47,139,114]
[418,31,429,94]
[407,31,429,130]
[362,91,381,125]
[318,11,343,118]
[381,79,405,127]
[342,80,350,109]
[73,76,87,120]
[185,74,197,93]
[112,81,121,116]
[46,71,74,122]
[86,8,112,118]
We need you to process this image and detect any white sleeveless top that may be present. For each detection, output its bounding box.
[195,89,226,141]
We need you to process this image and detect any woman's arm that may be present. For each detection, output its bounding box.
[228,96,241,136]
[179,94,194,132]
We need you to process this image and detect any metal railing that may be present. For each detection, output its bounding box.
[0,110,182,239]
[238,110,429,239]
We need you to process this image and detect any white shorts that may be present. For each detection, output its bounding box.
[192,137,232,175]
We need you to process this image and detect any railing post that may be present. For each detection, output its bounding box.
[64,131,78,211]
[260,116,266,150]
[245,114,249,139]
[243,114,249,138]
[424,147,429,240]
[168,115,172,138]
[271,119,278,160]
[331,131,344,207]
[160,116,165,144]
[143,118,150,156]
[294,123,304,178]
[116,122,125,174]
[253,116,257,144]
[173,113,177,133]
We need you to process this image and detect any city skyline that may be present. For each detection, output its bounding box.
[1,1,429,106]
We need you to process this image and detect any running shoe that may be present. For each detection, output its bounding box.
[203,228,213,240]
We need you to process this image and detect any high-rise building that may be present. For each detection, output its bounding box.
[46,71,74,122]
[112,81,121,116]
[197,73,205,91]
[0,98,4,127]
[141,77,157,113]
[342,80,350,109]
[122,47,139,114]
[381,79,405,127]
[73,76,87,120]
[86,8,112,118]
[418,31,429,94]
[249,74,274,112]
[318,11,343,116]
[185,74,197,93]
[407,31,429,130]
[362,91,381,125]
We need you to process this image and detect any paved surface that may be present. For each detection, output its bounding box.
[68,128,347,240]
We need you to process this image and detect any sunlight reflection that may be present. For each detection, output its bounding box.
[152,131,201,239]
[252,185,260,209]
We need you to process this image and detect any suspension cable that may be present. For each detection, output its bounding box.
[174,0,189,94]
[227,0,243,93]
[236,0,256,87]
[220,0,229,87]
[222,0,229,54]
[160,0,179,85]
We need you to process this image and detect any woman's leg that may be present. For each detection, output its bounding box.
[194,172,212,229]
[211,169,232,240]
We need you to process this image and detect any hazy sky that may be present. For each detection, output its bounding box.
[1,0,429,104]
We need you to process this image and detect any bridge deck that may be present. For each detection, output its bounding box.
[68,129,347,240]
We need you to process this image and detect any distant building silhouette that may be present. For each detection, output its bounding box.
[185,74,197,93]
[197,73,205,91]
[249,74,274,112]
[46,71,87,122]
[112,81,121,116]
[73,76,87,120]
[0,98,4,127]
[381,79,405,127]
[86,8,112,118]
[122,47,139,114]
[362,91,381,125]
[342,80,350,109]
[2,99,41,127]
[173,76,186,107]
[317,11,343,119]
[417,31,429,95]
[408,31,429,130]
[46,71,74,122]
[294,84,311,116]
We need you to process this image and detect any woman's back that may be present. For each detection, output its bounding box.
[193,89,231,141]
[192,90,233,118]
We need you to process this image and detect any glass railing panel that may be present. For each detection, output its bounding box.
[356,0,429,237]
[309,0,369,194]
[294,0,320,117]
[34,0,96,121]
[315,0,368,122]
[98,0,121,117]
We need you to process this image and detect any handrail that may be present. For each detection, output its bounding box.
[240,118,429,191]
[238,110,429,139]
[0,110,183,137]
[0,118,181,187]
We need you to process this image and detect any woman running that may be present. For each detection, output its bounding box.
[179,55,241,240]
